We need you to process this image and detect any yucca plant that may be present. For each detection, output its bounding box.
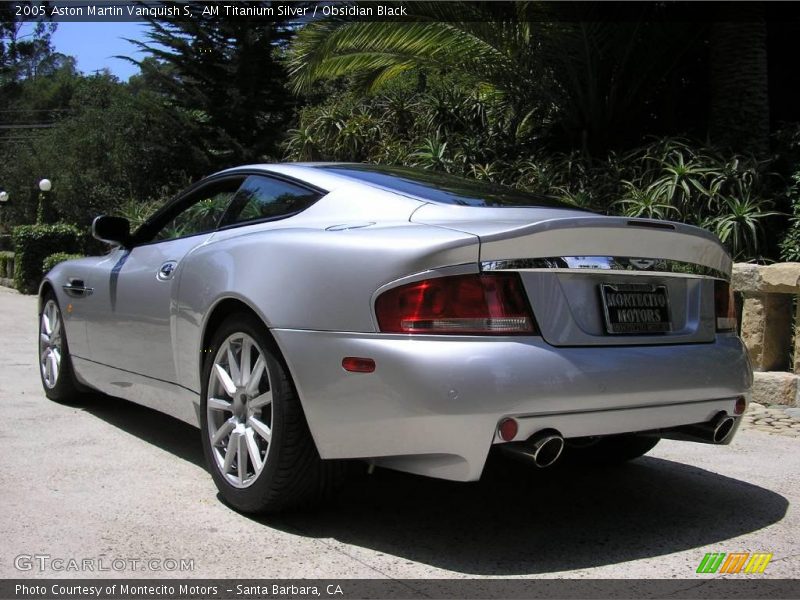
[285,124,321,161]
[114,199,161,230]
[613,180,680,220]
[410,136,452,171]
[703,193,781,259]
[649,150,715,211]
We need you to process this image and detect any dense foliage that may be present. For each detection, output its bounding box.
[12,223,81,293]
[0,250,14,279]
[0,6,295,234]
[42,251,84,274]
[2,1,800,281]
[286,79,782,259]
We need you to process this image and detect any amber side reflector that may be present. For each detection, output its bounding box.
[342,357,376,373]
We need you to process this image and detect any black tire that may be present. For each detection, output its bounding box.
[200,312,342,513]
[38,291,82,403]
[564,434,660,465]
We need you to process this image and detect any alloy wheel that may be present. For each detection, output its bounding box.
[206,332,273,488]
[39,299,63,389]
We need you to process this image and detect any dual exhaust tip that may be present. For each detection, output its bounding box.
[663,411,737,445]
[499,411,738,468]
[711,413,737,443]
[502,429,565,469]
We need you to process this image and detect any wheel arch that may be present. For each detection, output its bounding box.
[197,295,324,455]
[198,296,293,391]
[38,279,55,312]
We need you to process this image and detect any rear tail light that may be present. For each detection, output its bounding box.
[375,273,537,335]
[714,279,737,332]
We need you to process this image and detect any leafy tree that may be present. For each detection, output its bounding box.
[0,69,193,230]
[124,2,299,166]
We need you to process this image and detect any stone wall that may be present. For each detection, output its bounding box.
[733,263,800,407]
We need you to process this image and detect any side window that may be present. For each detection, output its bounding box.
[220,175,322,227]
[152,179,243,242]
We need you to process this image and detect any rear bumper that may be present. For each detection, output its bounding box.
[272,330,752,481]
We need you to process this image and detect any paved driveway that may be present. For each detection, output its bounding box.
[1,285,798,581]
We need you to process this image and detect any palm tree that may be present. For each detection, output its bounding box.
[288,2,703,156]
[708,5,770,157]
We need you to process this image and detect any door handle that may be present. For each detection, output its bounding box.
[157,261,178,281]
[63,279,93,297]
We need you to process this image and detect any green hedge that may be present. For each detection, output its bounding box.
[0,251,13,280]
[42,252,84,274]
[12,223,82,294]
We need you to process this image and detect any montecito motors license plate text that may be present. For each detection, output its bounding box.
[601,283,671,334]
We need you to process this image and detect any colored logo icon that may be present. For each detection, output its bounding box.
[697,552,773,574]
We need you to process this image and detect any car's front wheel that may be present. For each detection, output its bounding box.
[200,313,341,513]
[38,292,81,402]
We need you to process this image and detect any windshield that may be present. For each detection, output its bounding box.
[315,164,585,210]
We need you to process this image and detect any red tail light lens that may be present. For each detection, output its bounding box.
[714,279,737,332]
[375,273,537,335]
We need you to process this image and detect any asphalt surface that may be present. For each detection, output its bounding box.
[1,285,799,581]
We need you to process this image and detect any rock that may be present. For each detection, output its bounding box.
[740,294,793,371]
[732,263,763,294]
[734,262,800,293]
[761,263,800,293]
[752,372,799,406]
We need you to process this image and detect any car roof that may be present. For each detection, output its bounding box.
[216,163,585,211]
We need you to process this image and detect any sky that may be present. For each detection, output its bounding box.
[50,22,148,80]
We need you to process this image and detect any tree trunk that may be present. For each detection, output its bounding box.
[708,6,770,157]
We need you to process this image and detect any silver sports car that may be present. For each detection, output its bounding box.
[38,163,752,512]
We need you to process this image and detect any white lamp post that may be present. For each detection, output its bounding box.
[37,179,52,224]
[0,190,8,234]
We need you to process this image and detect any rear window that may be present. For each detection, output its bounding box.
[219,175,322,227]
[315,164,582,209]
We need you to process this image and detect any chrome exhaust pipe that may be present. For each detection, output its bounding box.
[659,411,738,445]
[712,414,736,443]
[501,429,565,468]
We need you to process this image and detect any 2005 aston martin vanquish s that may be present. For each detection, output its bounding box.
[38,164,752,512]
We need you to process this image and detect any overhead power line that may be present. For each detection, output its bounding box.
[0,123,55,129]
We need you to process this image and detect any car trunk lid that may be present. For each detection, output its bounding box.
[411,205,730,346]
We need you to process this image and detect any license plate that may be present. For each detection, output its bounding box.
[600,283,671,334]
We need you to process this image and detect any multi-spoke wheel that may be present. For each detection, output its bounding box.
[200,312,343,513]
[38,292,80,402]
[206,332,273,488]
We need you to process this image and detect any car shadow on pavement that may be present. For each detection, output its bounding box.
[78,393,205,469]
[76,394,789,576]
[259,451,789,576]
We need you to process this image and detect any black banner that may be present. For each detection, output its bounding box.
[2,579,800,600]
[6,1,800,24]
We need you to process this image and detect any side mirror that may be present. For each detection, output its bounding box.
[92,215,131,247]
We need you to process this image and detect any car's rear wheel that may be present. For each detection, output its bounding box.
[564,434,660,465]
[38,292,81,402]
[200,312,341,513]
